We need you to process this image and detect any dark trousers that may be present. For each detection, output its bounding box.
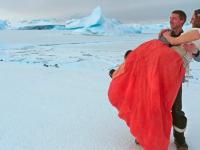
[172,85,187,140]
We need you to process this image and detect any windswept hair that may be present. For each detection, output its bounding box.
[194,9,200,28]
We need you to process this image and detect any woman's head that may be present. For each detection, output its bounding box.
[191,9,200,28]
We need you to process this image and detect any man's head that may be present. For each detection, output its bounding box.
[170,10,187,30]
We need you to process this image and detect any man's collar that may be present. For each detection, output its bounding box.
[171,29,184,37]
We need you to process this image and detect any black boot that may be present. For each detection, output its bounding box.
[174,130,188,150]
[135,139,140,145]
[109,69,115,78]
[124,50,132,59]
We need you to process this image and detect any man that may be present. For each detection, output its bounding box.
[164,10,200,150]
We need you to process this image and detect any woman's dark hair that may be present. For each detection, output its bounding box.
[194,9,200,28]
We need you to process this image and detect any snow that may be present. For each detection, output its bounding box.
[0,30,200,150]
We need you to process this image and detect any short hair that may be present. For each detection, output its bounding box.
[172,10,187,23]
[194,9,200,28]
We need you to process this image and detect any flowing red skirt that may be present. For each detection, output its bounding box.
[108,40,185,150]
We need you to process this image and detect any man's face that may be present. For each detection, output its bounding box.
[170,13,184,30]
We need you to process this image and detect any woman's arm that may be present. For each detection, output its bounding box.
[163,29,200,45]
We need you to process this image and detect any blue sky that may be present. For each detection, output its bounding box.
[0,0,199,23]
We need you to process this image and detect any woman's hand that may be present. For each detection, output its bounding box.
[182,43,199,56]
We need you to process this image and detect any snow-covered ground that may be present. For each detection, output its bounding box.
[0,30,200,150]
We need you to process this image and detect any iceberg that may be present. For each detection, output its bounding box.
[65,6,141,35]
[65,6,104,29]
[18,24,65,30]
[0,6,192,35]
[0,20,8,29]
[64,6,191,35]
[14,19,65,30]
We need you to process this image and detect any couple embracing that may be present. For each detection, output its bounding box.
[108,9,200,150]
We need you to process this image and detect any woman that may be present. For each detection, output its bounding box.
[108,9,200,150]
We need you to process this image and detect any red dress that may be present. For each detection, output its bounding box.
[108,40,185,150]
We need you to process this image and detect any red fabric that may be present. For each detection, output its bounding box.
[108,40,185,150]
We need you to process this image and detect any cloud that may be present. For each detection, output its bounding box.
[0,0,199,22]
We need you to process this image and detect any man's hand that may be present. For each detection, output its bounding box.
[162,31,171,38]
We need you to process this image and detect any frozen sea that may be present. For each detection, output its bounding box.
[0,30,157,70]
[0,30,200,150]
